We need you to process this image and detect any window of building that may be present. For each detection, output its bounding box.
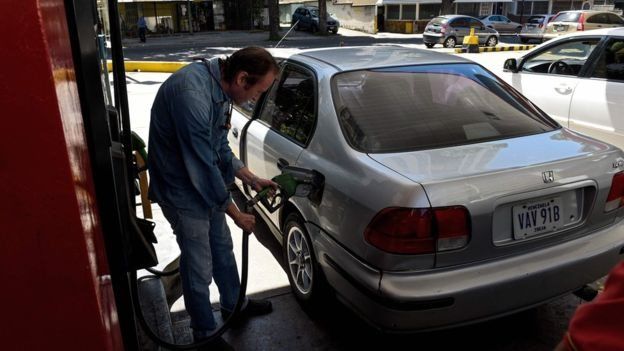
[402,5,416,20]
[387,5,400,20]
[419,3,440,19]
[457,3,480,17]
[531,1,549,14]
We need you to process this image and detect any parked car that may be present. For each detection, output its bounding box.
[502,27,624,150]
[424,15,499,48]
[520,14,556,43]
[291,6,339,34]
[229,46,624,331]
[544,10,624,39]
[480,14,523,33]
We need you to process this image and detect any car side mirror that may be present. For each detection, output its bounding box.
[504,58,518,73]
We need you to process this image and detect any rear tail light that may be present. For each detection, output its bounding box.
[577,13,585,30]
[364,206,470,254]
[605,171,624,212]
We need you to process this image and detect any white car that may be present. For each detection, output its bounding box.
[502,27,624,150]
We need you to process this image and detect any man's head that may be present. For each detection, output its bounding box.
[221,47,279,105]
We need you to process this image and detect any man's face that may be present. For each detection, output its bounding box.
[230,71,277,105]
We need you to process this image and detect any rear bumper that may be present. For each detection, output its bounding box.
[423,34,444,44]
[317,219,624,332]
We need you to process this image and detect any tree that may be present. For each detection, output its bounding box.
[441,0,454,15]
[268,0,280,40]
[318,0,327,35]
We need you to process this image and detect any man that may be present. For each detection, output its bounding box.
[148,47,280,349]
[137,16,147,43]
[555,261,624,351]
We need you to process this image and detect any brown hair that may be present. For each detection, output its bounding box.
[221,47,279,86]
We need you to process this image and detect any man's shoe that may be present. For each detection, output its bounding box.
[197,336,234,351]
[221,298,273,325]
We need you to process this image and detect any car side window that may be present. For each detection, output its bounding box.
[258,64,316,145]
[608,14,624,25]
[521,38,600,76]
[590,38,624,81]
[469,18,482,28]
[587,13,609,24]
[451,18,468,28]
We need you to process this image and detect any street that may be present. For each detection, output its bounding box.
[123,30,598,351]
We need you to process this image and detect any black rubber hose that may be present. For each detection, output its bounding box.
[130,227,251,350]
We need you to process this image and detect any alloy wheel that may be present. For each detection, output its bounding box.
[287,225,313,295]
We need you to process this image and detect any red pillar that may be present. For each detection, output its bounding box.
[0,0,123,349]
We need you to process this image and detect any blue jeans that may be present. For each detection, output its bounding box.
[161,206,242,339]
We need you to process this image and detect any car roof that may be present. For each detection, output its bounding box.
[288,46,470,71]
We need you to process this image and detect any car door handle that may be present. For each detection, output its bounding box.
[232,128,239,138]
[554,85,573,95]
[277,158,289,170]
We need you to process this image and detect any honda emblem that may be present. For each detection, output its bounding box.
[542,171,555,183]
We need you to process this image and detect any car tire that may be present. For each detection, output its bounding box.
[516,26,522,33]
[293,22,300,31]
[443,37,456,48]
[331,29,338,34]
[486,36,498,47]
[425,43,435,48]
[283,213,329,307]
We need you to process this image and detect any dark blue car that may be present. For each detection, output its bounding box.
[291,6,339,34]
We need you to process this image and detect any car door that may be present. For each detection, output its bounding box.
[569,36,624,149]
[498,16,513,32]
[470,18,488,44]
[503,37,601,126]
[585,13,610,30]
[607,13,624,28]
[451,17,470,42]
[244,63,317,224]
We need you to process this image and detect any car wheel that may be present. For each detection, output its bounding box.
[293,22,300,31]
[283,213,328,306]
[443,37,456,48]
[486,36,498,47]
[331,28,338,34]
[516,26,522,33]
[425,42,435,48]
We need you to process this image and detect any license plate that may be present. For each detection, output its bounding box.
[512,197,563,239]
[527,25,535,29]
[555,25,565,32]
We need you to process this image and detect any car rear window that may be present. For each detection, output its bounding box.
[331,64,558,153]
[553,12,581,22]
[528,16,545,24]
[429,17,448,25]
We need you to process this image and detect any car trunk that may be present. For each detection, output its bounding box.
[369,129,622,268]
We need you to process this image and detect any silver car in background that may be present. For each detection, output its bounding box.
[520,14,556,43]
[423,15,499,48]
[229,46,624,331]
[480,14,523,33]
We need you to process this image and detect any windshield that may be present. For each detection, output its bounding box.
[430,17,448,25]
[331,64,557,153]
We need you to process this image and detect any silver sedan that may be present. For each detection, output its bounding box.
[229,46,624,331]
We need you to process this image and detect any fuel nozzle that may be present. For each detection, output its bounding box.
[246,166,324,213]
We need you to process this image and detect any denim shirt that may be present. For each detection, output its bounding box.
[148,58,245,218]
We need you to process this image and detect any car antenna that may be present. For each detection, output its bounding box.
[275,20,299,49]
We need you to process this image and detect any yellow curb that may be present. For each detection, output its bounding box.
[454,45,536,54]
[106,60,189,73]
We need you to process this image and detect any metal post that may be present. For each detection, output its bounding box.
[187,0,193,34]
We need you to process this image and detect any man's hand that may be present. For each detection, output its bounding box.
[226,202,255,233]
[252,176,278,193]
[234,211,255,233]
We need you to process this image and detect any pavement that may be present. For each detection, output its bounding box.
[123,42,583,351]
